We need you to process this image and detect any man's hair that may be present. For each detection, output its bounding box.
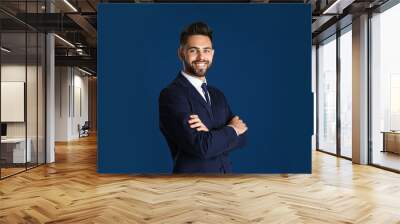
[180,22,213,46]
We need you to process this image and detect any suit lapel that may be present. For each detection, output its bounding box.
[208,87,217,117]
[175,73,213,119]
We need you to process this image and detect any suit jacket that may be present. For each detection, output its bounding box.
[159,73,246,173]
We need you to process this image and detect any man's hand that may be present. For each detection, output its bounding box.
[227,116,248,135]
[188,114,209,132]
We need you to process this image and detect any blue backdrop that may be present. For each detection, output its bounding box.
[98,3,312,173]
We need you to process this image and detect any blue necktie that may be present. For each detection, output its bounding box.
[201,83,211,106]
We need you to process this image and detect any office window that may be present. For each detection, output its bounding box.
[339,27,352,158]
[371,2,400,171]
[318,35,337,154]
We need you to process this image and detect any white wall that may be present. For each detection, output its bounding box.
[55,66,89,141]
[55,66,69,141]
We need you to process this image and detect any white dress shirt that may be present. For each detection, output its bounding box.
[181,71,211,104]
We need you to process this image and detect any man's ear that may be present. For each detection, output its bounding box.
[178,47,183,60]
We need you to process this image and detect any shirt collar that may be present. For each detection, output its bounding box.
[181,70,207,88]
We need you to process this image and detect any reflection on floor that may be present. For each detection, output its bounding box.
[373,150,400,171]
[0,167,25,178]
[0,163,40,178]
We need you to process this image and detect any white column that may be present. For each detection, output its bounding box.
[46,33,55,163]
[45,1,55,163]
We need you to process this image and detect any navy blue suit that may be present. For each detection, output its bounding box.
[159,73,246,173]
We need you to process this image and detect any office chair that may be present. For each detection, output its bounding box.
[79,121,90,138]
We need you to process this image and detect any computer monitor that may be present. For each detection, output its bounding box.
[1,123,7,137]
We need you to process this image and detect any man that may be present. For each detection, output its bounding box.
[159,22,248,174]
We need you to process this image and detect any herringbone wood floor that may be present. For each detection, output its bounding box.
[1,134,400,224]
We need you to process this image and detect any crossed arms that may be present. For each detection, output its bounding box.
[159,89,248,159]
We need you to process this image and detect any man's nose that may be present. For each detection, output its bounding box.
[196,51,205,60]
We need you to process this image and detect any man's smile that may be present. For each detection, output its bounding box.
[193,61,209,68]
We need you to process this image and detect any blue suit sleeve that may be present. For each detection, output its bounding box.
[159,89,239,159]
[223,94,247,149]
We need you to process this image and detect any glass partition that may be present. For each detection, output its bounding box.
[0,1,46,179]
[1,31,28,177]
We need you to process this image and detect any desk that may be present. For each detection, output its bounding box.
[1,138,32,163]
[381,131,400,154]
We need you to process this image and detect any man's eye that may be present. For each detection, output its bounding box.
[188,49,197,53]
[204,49,210,54]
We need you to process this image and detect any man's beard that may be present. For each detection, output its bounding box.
[184,60,211,77]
